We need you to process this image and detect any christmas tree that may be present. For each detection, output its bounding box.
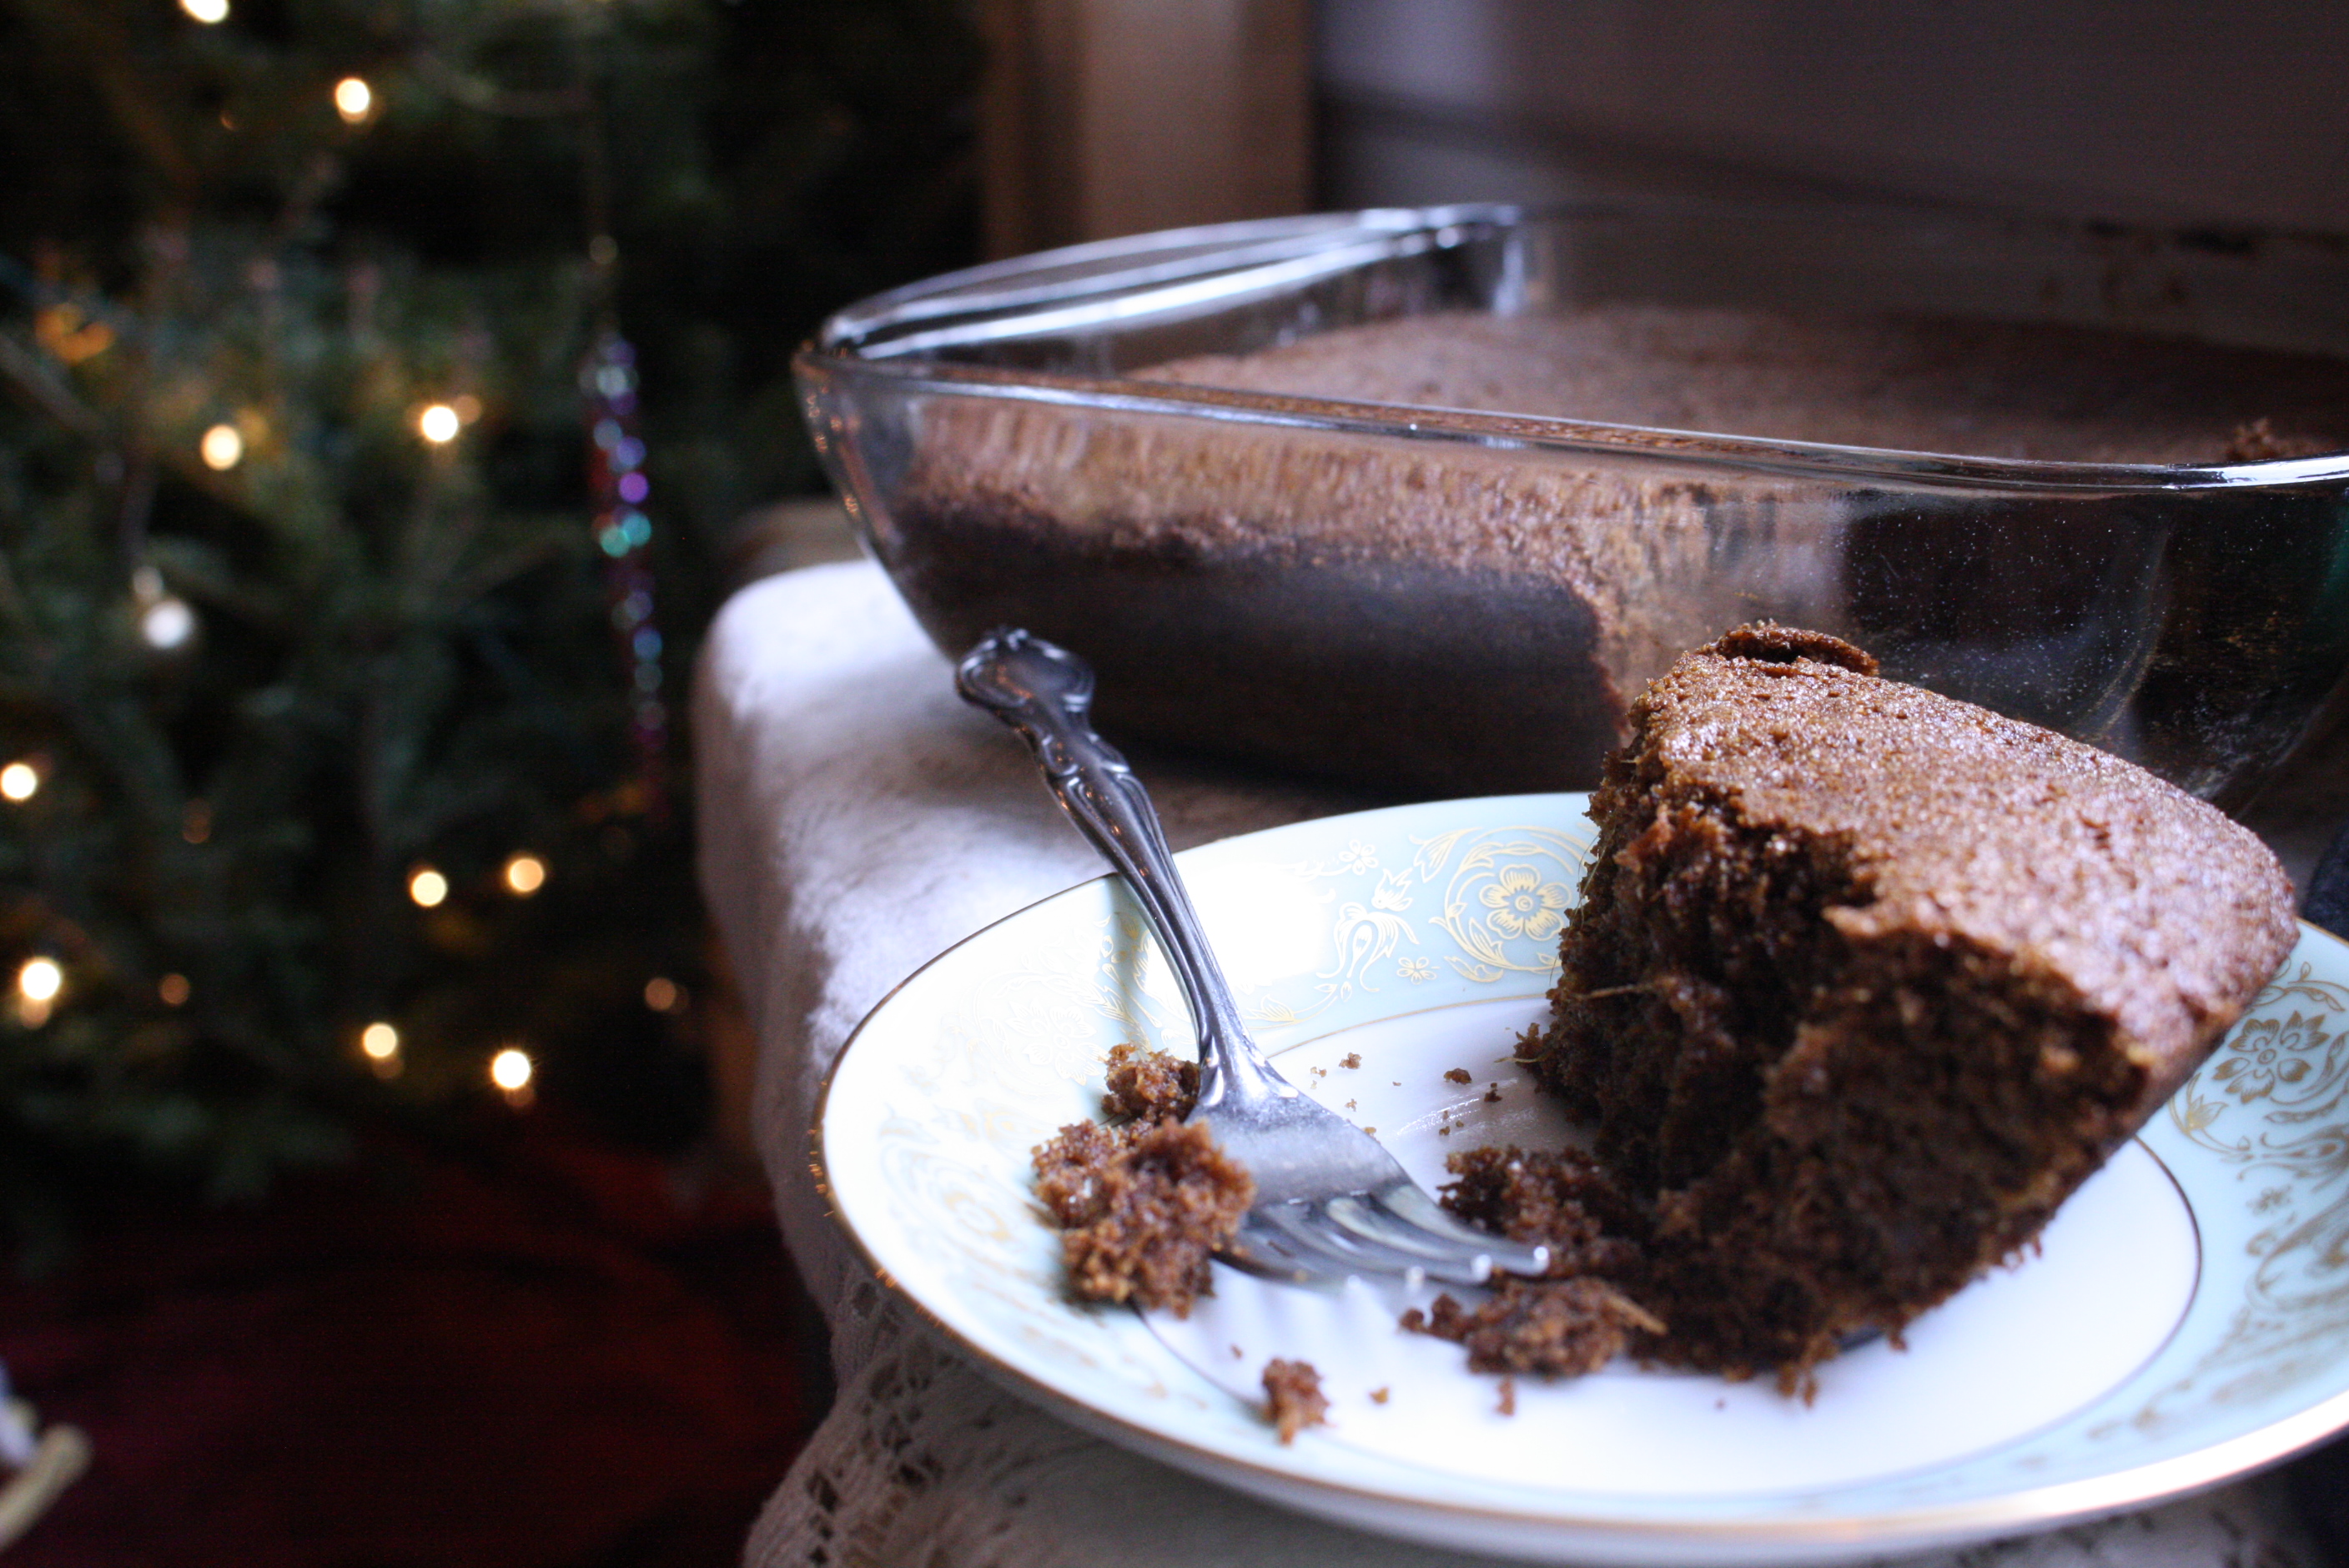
[0,0,978,1251]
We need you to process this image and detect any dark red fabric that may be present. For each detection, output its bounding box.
[0,1120,817,1568]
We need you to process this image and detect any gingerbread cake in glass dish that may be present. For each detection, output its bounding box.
[1486,623,2298,1387]
[888,305,2349,797]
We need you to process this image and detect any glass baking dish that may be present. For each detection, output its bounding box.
[794,203,2349,806]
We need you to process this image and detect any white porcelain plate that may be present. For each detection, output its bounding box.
[814,793,2349,1565]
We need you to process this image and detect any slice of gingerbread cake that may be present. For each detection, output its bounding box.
[1521,623,2296,1384]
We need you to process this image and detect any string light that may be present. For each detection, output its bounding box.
[407,867,448,907]
[200,423,244,470]
[501,852,546,895]
[333,77,372,123]
[643,976,680,1012]
[132,565,199,652]
[417,404,461,445]
[0,763,36,802]
[158,974,190,1007]
[17,959,61,1004]
[142,596,197,651]
[182,802,211,844]
[490,1046,535,1106]
[16,957,61,1028]
[33,304,112,364]
[360,1021,402,1078]
[181,0,229,23]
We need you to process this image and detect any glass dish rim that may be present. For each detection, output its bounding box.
[797,202,2349,497]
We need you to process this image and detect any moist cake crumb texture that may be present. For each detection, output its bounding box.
[1440,1145,1647,1277]
[1439,623,2296,1389]
[1405,1278,1666,1379]
[1101,1040,1199,1120]
[1030,1047,1248,1316]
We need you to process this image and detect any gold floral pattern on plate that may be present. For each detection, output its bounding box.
[1242,823,1587,1028]
[2087,963,2349,1440]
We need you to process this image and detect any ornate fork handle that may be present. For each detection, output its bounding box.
[959,627,1550,1284]
[955,629,1278,1110]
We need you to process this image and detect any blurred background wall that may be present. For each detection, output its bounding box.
[982,0,2349,254]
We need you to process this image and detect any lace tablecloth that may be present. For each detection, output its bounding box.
[694,561,2319,1567]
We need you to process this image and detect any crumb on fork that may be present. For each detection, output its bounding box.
[1101,1042,1198,1121]
[1031,1047,1250,1316]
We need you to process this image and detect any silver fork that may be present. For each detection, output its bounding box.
[957,629,1550,1289]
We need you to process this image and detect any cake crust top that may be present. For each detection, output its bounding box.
[1147,308,2349,465]
[1627,627,2296,1079]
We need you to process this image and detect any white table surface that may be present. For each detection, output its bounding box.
[693,560,2324,1568]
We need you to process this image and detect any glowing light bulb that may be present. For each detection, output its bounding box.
[18,957,61,1004]
[501,852,546,895]
[408,867,448,907]
[141,596,197,651]
[182,0,229,23]
[333,77,372,123]
[200,423,244,470]
[159,973,190,1006]
[0,763,37,802]
[490,1047,533,1092]
[643,976,680,1013]
[360,1022,400,1060]
[417,404,461,445]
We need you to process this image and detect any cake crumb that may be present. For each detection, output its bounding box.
[1230,1344,1244,1359]
[1444,1068,1474,1084]
[1032,1115,1253,1316]
[1496,1375,1517,1417]
[1340,1053,1361,1069]
[1440,1144,1647,1275]
[1100,1043,1199,1121]
[1405,1279,1663,1377]
[1262,1358,1328,1444]
[1369,1386,1390,1405]
[1345,1098,1357,1111]
[1484,1083,1502,1102]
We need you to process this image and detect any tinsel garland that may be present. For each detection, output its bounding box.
[581,329,667,819]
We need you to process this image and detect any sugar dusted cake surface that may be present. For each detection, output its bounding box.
[1512,625,2297,1382]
